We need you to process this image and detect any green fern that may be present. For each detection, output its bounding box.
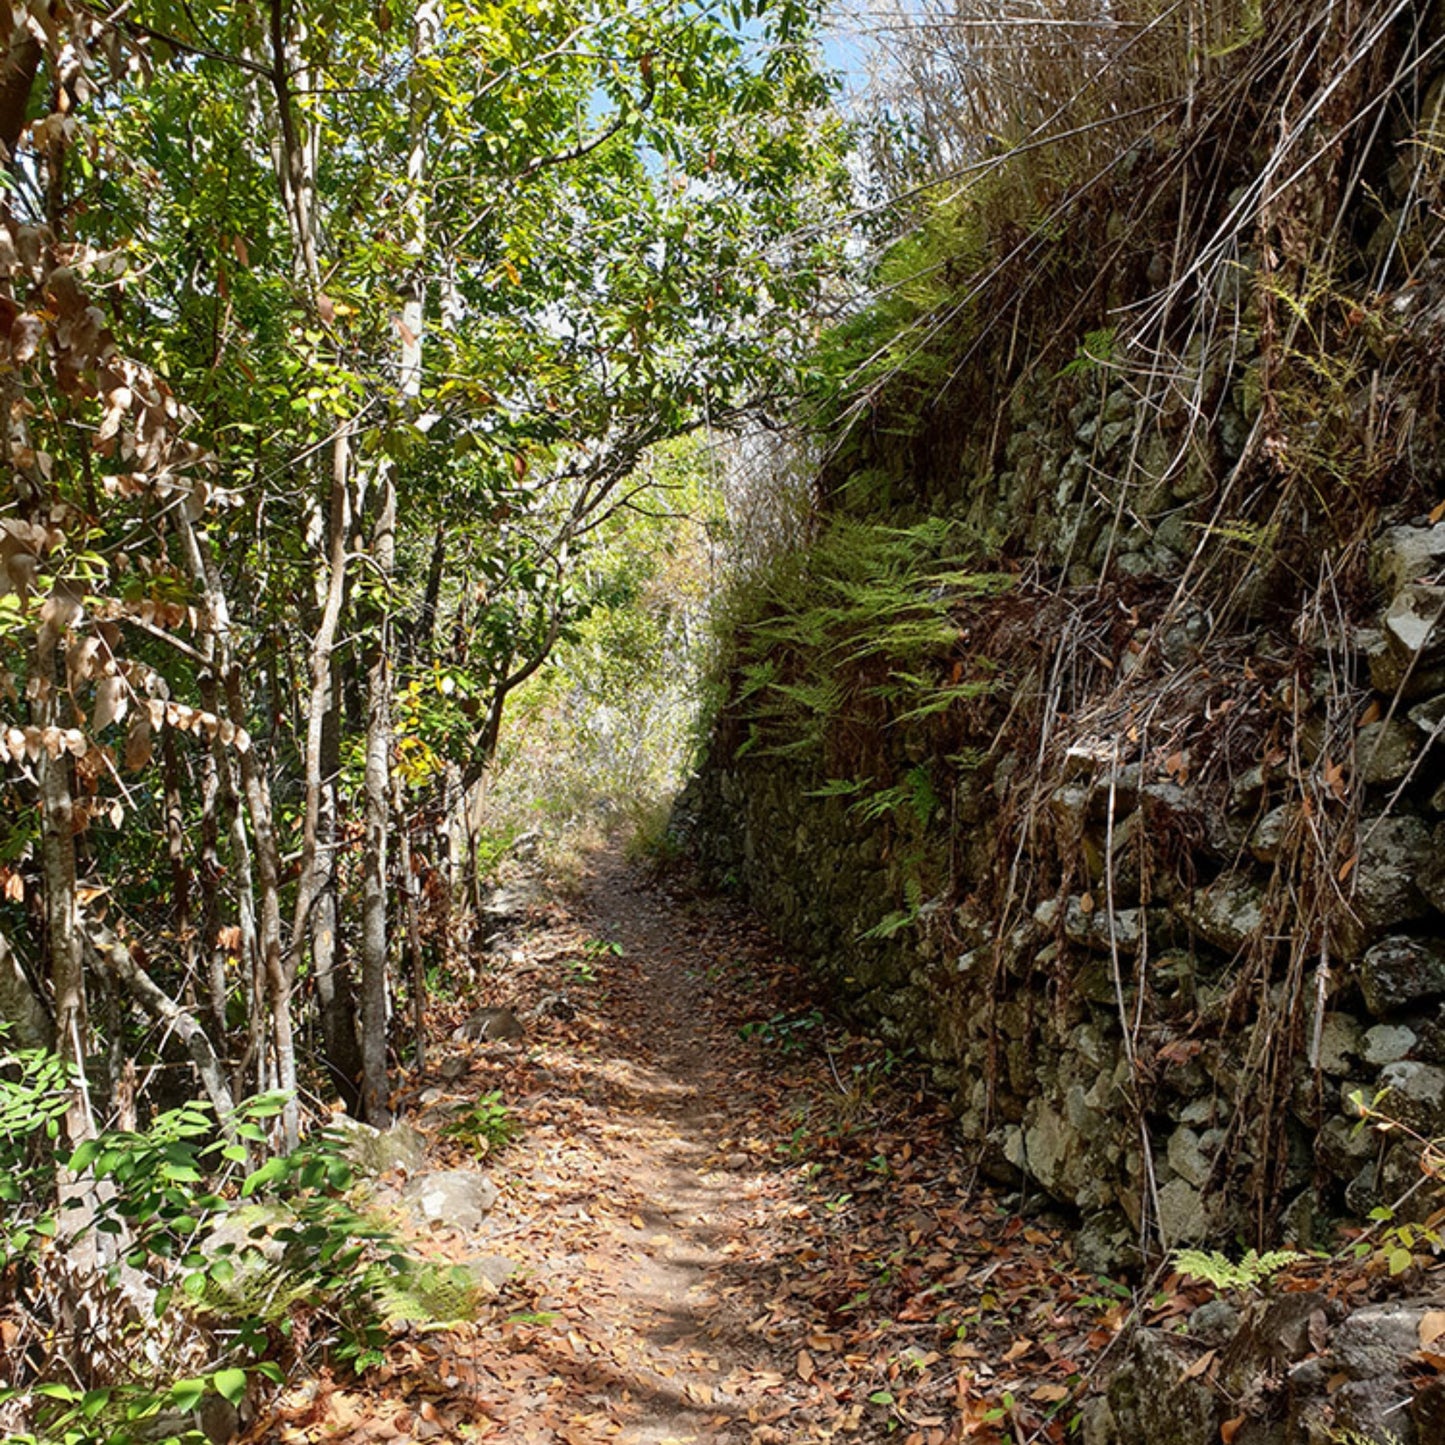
[1173,1247,1304,1293]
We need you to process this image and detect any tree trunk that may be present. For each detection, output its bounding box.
[314,683,363,1112]
[35,592,101,1267]
[360,470,396,1126]
[360,647,393,1124]
[177,509,298,1146]
[0,925,52,1050]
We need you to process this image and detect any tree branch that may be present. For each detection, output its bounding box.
[83,915,237,1130]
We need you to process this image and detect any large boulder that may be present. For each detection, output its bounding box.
[1104,1330,1221,1445]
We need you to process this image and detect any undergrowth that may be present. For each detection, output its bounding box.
[0,1045,485,1445]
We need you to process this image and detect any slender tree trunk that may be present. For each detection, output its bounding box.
[393,773,427,1073]
[35,596,101,1267]
[177,510,298,1146]
[0,925,51,1049]
[197,675,230,1043]
[160,724,193,988]
[287,431,353,984]
[360,469,396,1125]
[314,681,363,1112]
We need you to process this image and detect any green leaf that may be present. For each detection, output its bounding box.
[212,1368,248,1405]
[35,1383,83,1401]
[169,1378,207,1411]
[1388,1246,1413,1276]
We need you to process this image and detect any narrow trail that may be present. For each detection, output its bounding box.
[458,849,854,1444]
[264,850,1126,1445]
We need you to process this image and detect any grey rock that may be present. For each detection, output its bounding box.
[1280,1188,1330,1248]
[202,1202,292,1267]
[1228,764,1268,814]
[1372,521,1445,595]
[1359,935,1445,1015]
[454,1006,525,1042]
[1073,1210,1142,1275]
[1366,626,1445,699]
[1035,895,1151,954]
[326,1118,429,1178]
[1345,1159,1379,1216]
[1173,875,1265,955]
[1078,1396,1119,1445]
[1097,420,1131,455]
[1102,388,1134,425]
[401,1170,499,1233]
[1344,817,1433,957]
[1166,1126,1213,1188]
[1375,1059,1445,1135]
[1316,1113,1377,1178]
[1188,1298,1241,1347]
[1156,1177,1208,1243]
[1384,583,1445,662]
[1332,1302,1431,1380]
[1363,1022,1417,1064]
[1420,820,1445,912]
[1357,719,1422,785]
[1409,691,1445,736]
[1317,1012,1364,1074]
[1332,1379,1420,1445]
[459,1254,517,1292]
[1107,1330,1221,1445]
[1248,805,1291,863]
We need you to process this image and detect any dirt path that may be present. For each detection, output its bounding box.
[261,850,1118,1445]
[466,851,832,1444]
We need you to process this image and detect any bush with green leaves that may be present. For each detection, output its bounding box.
[0,1044,484,1445]
[441,1091,520,1159]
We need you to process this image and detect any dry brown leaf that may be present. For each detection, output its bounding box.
[1420,1310,1445,1350]
[1181,1348,1216,1380]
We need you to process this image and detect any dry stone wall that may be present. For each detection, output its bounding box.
[680,411,1445,1276]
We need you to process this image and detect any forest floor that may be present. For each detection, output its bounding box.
[250,848,1182,1445]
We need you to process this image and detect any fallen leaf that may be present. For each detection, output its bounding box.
[1421,1311,1445,1350]
[1181,1348,1216,1380]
